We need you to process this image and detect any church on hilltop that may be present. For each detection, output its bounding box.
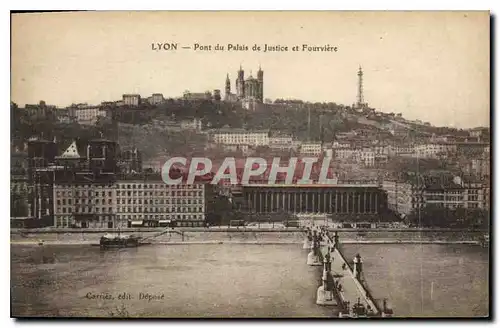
[225,65,264,110]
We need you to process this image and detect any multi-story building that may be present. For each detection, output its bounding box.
[26,137,58,221]
[388,144,415,157]
[123,94,141,106]
[359,150,375,167]
[299,142,323,156]
[115,177,212,228]
[331,141,352,149]
[333,147,375,167]
[52,168,213,229]
[464,157,490,179]
[334,148,356,161]
[269,134,296,151]
[11,147,29,217]
[469,127,489,139]
[211,128,270,147]
[183,91,212,101]
[382,174,488,218]
[413,143,457,158]
[150,93,164,105]
[24,100,56,119]
[68,103,107,125]
[53,177,116,228]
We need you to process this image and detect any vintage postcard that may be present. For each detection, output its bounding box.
[10,11,490,318]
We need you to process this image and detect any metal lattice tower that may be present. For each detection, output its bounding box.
[357,65,364,107]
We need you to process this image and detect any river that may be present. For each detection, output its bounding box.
[11,243,489,318]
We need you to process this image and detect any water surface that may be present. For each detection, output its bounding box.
[11,244,489,318]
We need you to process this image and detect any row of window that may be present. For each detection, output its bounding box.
[55,213,206,221]
[57,199,113,205]
[55,191,205,198]
[56,191,113,197]
[116,207,204,213]
[56,207,113,214]
[116,199,203,205]
[54,184,204,192]
[116,191,204,197]
[55,206,204,214]
[116,214,204,220]
[116,184,203,190]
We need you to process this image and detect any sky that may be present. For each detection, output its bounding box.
[11,11,490,128]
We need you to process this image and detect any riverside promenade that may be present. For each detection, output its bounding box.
[11,226,484,246]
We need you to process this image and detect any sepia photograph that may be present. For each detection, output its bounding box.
[10,11,490,318]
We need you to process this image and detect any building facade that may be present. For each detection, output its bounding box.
[183,91,212,101]
[211,129,270,147]
[123,94,141,106]
[69,104,107,125]
[269,135,296,151]
[413,143,457,158]
[53,177,212,228]
[150,93,164,105]
[115,179,210,227]
[382,175,487,218]
[300,142,323,156]
[242,184,386,216]
[53,180,116,228]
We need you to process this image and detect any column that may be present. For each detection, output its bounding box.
[299,192,303,213]
[352,192,355,213]
[253,191,257,212]
[293,192,297,213]
[346,192,350,214]
[348,192,352,214]
[340,192,344,213]
[276,191,279,212]
[363,191,367,214]
[368,192,372,214]
[259,191,263,213]
[247,192,251,211]
[358,192,361,214]
[266,192,270,213]
[323,191,327,213]
[332,190,338,214]
[312,191,316,213]
[330,192,333,214]
[269,191,276,212]
[287,192,291,212]
[375,192,378,214]
[282,192,286,212]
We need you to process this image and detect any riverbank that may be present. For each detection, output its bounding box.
[11,228,486,246]
[11,240,481,246]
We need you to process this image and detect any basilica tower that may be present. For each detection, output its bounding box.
[236,65,245,100]
[257,65,264,102]
[225,74,231,101]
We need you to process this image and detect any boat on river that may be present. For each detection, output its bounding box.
[99,233,142,249]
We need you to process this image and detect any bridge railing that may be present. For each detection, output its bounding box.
[323,232,381,315]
